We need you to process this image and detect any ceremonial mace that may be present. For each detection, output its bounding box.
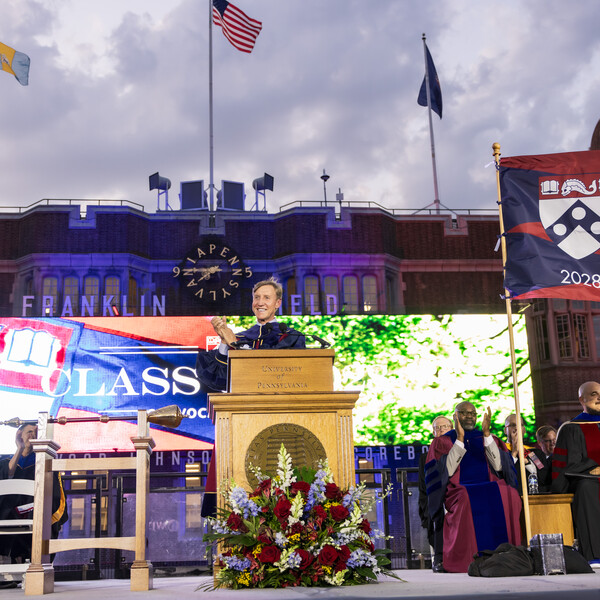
[0,404,188,429]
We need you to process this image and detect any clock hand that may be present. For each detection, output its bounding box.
[197,265,223,280]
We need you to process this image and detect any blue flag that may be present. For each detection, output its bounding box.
[500,150,600,301]
[417,43,442,119]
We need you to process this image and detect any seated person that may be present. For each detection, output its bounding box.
[0,424,68,563]
[418,415,452,573]
[536,425,556,460]
[425,402,522,573]
[504,414,551,492]
[552,381,600,564]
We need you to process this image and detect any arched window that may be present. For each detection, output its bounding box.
[83,275,100,316]
[63,276,79,315]
[362,275,378,313]
[342,275,358,313]
[105,276,120,315]
[42,277,58,316]
[304,276,320,314]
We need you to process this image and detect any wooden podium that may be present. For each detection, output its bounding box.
[208,349,359,498]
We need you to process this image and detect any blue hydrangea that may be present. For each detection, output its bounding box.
[222,555,251,571]
[229,486,260,519]
[274,532,288,548]
[287,552,302,569]
[346,549,377,569]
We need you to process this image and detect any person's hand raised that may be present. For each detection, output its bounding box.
[210,316,236,347]
[454,410,464,443]
[481,406,492,437]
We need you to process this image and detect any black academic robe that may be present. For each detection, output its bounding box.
[196,322,306,392]
[552,413,600,561]
[196,321,306,517]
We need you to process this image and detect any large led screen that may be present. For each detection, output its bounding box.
[0,314,533,455]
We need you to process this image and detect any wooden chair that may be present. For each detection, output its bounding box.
[0,478,35,582]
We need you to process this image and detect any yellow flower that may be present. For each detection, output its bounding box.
[288,533,301,543]
[323,565,333,575]
[237,572,251,586]
[252,544,263,557]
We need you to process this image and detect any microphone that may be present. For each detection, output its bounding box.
[279,322,331,348]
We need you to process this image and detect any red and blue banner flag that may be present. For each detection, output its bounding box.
[500,150,600,300]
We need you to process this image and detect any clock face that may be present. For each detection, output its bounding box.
[173,236,253,304]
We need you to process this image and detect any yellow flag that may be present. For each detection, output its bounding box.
[0,42,30,85]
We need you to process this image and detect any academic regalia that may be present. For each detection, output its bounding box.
[0,453,68,560]
[196,321,306,517]
[425,429,522,573]
[552,413,600,560]
[196,322,306,393]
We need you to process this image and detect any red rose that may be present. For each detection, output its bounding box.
[295,548,314,570]
[338,545,351,562]
[325,483,342,500]
[256,478,272,495]
[313,505,327,521]
[329,504,349,522]
[226,513,246,532]
[274,497,292,520]
[360,519,372,534]
[318,544,338,566]
[291,481,311,496]
[258,545,281,563]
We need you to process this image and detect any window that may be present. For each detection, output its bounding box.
[42,277,58,315]
[63,276,79,314]
[362,275,378,313]
[533,315,549,362]
[555,314,572,359]
[386,276,396,313]
[286,277,297,312]
[573,314,590,359]
[593,316,600,359]
[304,276,320,313]
[342,276,358,313]
[127,277,138,315]
[83,276,100,315]
[531,299,546,313]
[105,276,120,314]
[323,276,337,298]
[323,276,338,314]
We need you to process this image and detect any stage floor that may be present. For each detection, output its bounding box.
[3,570,599,599]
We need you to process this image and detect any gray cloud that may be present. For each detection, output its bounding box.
[1,0,600,214]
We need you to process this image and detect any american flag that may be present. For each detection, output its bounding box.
[212,0,262,54]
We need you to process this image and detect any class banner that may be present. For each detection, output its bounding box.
[500,150,600,300]
[0,317,217,453]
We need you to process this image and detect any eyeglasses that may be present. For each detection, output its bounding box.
[433,424,451,432]
[457,410,477,418]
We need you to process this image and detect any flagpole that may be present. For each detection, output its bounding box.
[422,33,440,214]
[208,0,215,215]
[493,142,532,545]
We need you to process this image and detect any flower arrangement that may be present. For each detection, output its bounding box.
[203,445,396,589]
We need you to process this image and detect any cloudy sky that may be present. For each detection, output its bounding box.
[2,0,600,215]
